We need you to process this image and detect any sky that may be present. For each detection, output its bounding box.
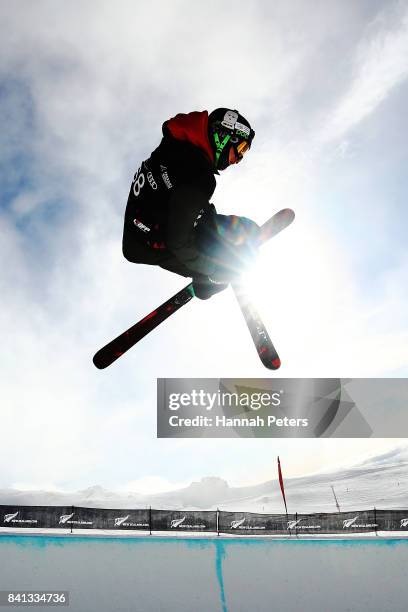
[1,0,407,495]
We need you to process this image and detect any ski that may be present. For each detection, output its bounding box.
[93,284,195,369]
[93,208,294,370]
[258,207,295,244]
[232,207,295,370]
[232,283,281,369]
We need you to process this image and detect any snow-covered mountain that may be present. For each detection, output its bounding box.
[1,447,407,513]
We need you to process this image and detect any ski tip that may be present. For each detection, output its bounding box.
[260,356,281,370]
[271,357,281,370]
[280,208,295,222]
[92,353,109,370]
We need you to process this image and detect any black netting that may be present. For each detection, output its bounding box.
[1,506,407,534]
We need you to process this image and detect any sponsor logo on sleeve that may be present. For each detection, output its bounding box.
[147,171,158,190]
[133,218,151,233]
[160,165,173,189]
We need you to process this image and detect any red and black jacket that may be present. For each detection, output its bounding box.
[123,111,222,276]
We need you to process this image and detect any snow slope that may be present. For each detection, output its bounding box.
[1,447,407,512]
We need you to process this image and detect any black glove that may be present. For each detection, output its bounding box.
[195,213,260,284]
[214,215,260,247]
[211,215,260,283]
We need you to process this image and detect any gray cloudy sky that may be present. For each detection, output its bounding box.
[1,0,407,494]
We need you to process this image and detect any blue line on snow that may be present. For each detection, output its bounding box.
[214,540,228,612]
[1,535,408,549]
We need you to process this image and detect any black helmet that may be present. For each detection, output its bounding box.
[208,108,255,170]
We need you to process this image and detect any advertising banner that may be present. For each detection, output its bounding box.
[374,510,408,532]
[219,511,296,535]
[0,505,150,531]
[2,506,407,535]
[1,506,74,529]
[216,511,380,535]
[150,510,217,532]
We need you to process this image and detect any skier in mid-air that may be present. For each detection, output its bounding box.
[92,108,294,370]
[122,108,259,299]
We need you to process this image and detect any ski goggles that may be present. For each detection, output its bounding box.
[236,140,250,158]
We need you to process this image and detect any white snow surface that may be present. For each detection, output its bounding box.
[1,446,408,513]
[1,528,407,540]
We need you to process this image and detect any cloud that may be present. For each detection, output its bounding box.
[319,4,408,144]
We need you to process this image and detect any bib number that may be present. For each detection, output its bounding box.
[132,166,145,197]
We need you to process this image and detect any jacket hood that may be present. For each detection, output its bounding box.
[164,111,216,168]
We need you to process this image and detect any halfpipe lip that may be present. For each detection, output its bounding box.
[1,528,408,541]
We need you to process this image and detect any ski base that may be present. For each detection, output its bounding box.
[233,283,281,370]
[93,284,195,369]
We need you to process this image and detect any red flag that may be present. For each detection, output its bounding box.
[277,456,288,514]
